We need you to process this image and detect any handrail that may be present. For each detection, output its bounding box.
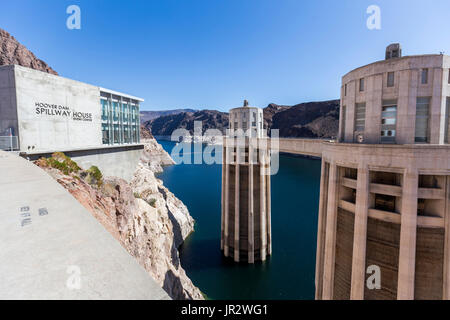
[0,136,19,151]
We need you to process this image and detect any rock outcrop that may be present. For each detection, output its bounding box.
[35,140,203,300]
[0,28,58,74]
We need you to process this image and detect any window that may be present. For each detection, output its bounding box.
[359,78,364,92]
[448,69,450,84]
[341,105,346,141]
[354,103,366,132]
[421,69,428,84]
[445,97,450,143]
[387,72,395,87]
[381,100,397,143]
[415,97,430,143]
[344,84,347,96]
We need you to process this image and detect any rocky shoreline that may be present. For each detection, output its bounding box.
[35,139,204,300]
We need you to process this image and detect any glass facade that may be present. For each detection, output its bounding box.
[100,95,140,145]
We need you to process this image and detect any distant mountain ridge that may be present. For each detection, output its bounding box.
[140,109,197,122]
[0,28,57,74]
[144,109,229,137]
[144,100,340,139]
[269,100,340,138]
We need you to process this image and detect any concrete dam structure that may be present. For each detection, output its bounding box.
[315,45,450,300]
[229,46,450,300]
[221,101,272,263]
[0,150,170,299]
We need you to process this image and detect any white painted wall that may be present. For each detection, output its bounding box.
[13,65,102,152]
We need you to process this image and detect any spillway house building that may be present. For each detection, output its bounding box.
[315,44,450,300]
[0,64,144,181]
[221,101,272,263]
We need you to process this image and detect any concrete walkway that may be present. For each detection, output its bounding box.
[0,150,170,299]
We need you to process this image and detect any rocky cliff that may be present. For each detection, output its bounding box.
[35,141,203,300]
[0,28,58,74]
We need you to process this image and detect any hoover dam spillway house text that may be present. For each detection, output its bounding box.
[35,102,93,122]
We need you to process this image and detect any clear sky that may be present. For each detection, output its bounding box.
[1,0,449,111]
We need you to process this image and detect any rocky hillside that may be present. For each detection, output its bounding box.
[140,109,197,123]
[35,142,203,300]
[268,100,340,138]
[140,124,153,139]
[145,109,229,137]
[0,28,57,74]
[144,100,339,139]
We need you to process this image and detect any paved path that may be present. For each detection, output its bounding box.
[0,150,170,299]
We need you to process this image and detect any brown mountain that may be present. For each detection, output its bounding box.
[144,110,229,136]
[0,28,57,74]
[146,100,339,139]
[267,99,340,138]
[140,109,197,123]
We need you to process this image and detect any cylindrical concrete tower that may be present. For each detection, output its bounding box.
[315,46,450,300]
[221,101,272,263]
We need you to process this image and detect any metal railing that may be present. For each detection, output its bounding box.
[0,136,19,151]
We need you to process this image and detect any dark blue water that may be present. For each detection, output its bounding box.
[157,140,321,300]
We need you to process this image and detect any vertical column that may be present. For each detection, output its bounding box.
[119,98,124,144]
[315,160,328,299]
[109,98,114,145]
[248,140,255,263]
[221,142,225,250]
[350,165,369,299]
[260,142,267,261]
[322,162,339,300]
[365,75,383,143]
[430,69,443,144]
[234,161,240,262]
[444,176,450,299]
[137,104,140,143]
[266,145,272,256]
[397,169,418,300]
[223,140,230,257]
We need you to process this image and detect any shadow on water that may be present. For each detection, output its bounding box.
[157,140,321,300]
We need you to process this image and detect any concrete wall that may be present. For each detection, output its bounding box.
[316,142,450,300]
[278,138,325,157]
[340,55,450,145]
[222,137,272,263]
[26,145,144,182]
[12,65,102,152]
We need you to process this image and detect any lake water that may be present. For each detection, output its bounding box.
[157,140,321,300]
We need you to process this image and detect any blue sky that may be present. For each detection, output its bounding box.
[1,0,449,111]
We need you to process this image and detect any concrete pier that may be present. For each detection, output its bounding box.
[221,102,272,263]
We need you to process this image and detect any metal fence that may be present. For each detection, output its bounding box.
[0,136,19,151]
